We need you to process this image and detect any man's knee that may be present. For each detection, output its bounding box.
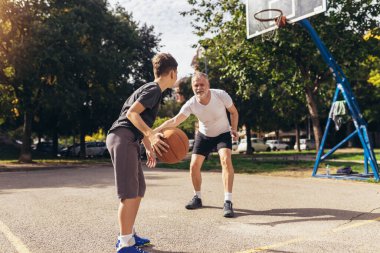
[220,155,233,172]
[190,162,201,173]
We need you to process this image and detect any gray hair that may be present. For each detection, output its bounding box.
[191,72,209,83]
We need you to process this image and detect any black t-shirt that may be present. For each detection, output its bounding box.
[108,82,162,140]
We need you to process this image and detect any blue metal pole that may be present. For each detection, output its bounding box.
[298,19,379,181]
[321,129,358,160]
[312,86,340,176]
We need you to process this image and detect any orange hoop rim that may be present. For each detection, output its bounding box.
[253,8,283,22]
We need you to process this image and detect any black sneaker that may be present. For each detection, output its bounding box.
[185,195,202,209]
[223,200,234,218]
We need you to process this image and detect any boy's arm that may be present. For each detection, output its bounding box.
[126,100,168,155]
[155,113,189,132]
[227,103,239,141]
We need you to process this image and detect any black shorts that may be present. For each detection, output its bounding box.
[192,131,232,157]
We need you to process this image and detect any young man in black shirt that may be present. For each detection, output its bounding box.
[107,53,178,253]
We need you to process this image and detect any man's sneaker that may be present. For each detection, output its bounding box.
[185,195,202,209]
[133,234,150,247]
[223,200,234,218]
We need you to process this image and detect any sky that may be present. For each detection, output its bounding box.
[108,0,198,78]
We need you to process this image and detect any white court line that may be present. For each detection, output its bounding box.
[237,216,380,253]
[0,220,31,253]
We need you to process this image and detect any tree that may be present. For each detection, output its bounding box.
[0,0,56,162]
[0,0,161,160]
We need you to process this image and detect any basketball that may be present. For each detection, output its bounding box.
[156,127,189,164]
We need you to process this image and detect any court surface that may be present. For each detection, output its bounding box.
[0,165,380,253]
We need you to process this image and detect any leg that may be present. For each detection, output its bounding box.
[216,132,235,218]
[186,132,213,209]
[218,148,234,193]
[189,154,206,191]
[107,128,148,250]
[119,197,142,235]
[185,154,206,209]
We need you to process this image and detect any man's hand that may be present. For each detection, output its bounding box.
[147,130,169,156]
[145,149,157,168]
[231,129,239,141]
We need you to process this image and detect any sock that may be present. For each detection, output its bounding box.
[195,191,201,199]
[224,192,232,202]
[119,234,135,247]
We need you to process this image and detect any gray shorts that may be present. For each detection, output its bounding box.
[106,127,146,200]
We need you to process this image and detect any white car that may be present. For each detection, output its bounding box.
[266,140,289,151]
[237,138,270,153]
[294,139,316,150]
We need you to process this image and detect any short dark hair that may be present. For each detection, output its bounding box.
[152,53,178,77]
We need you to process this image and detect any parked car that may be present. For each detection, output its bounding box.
[34,141,64,154]
[72,141,108,157]
[34,141,54,153]
[58,144,79,157]
[189,139,195,151]
[237,138,270,153]
[294,139,316,150]
[266,140,289,151]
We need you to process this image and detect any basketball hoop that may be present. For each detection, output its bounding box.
[253,9,287,41]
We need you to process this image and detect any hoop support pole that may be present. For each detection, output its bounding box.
[299,19,379,181]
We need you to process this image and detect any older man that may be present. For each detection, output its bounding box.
[156,72,239,217]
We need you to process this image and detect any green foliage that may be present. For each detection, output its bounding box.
[153,117,171,129]
[366,56,380,87]
[158,99,182,118]
[153,115,197,138]
[0,0,160,160]
[178,115,197,138]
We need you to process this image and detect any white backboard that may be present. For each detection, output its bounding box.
[246,0,327,39]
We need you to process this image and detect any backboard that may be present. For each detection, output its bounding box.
[246,0,327,39]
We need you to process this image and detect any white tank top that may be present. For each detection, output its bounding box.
[179,89,233,137]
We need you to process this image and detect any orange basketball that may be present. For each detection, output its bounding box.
[156,127,189,164]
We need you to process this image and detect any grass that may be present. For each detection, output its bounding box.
[158,154,363,175]
[1,143,379,182]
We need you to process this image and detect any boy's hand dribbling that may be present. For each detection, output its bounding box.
[145,149,157,168]
[148,130,169,156]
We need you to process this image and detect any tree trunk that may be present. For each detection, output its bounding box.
[80,128,86,158]
[295,123,301,152]
[305,86,322,151]
[347,121,354,148]
[19,109,33,163]
[53,127,58,156]
[275,130,280,140]
[245,122,253,155]
[79,105,89,158]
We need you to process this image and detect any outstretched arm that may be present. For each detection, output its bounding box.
[227,104,239,141]
[155,113,189,132]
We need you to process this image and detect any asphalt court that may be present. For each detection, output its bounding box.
[0,165,380,253]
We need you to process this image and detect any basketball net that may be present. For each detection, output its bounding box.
[254,9,286,42]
